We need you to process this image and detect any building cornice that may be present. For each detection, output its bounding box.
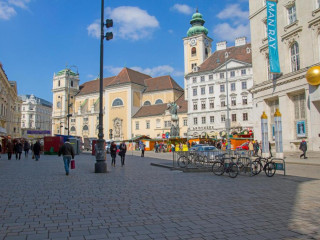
[249,6,266,20]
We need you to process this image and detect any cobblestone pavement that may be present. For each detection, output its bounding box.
[0,154,320,240]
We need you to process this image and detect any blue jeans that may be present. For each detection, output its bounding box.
[35,154,40,161]
[63,156,71,174]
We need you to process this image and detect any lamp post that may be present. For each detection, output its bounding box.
[225,54,231,150]
[95,0,113,173]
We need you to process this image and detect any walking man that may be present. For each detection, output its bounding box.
[119,141,127,166]
[24,141,30,158]
[58,139,75,176]
[141,143,145,157]
[7,140,13,160]
[33,140,41,161]
[299,139,308,159]
[15,141,23,160]
[110,141,117,166]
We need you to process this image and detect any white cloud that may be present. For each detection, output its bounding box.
[105,65,184,77]
[213,23,250,42]
[0,2,16,20]
[8,0,30,9]
[217,4,248,21]
[171,4,194,15]
[88,6,159,41]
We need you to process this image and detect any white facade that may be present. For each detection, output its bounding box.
[185,45,254,138]
[249,0,320,151]
[20,94,52,137]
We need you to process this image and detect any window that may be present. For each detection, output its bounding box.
[144,101,151,106]
[22,114,25,119]
[242,96,248,105]
[191,47,197,57]
[58,80,60,87]
[291,42,300,72]
[164,121,172,128]
[193,117,198,125]
[183,118,188,126]
[83,125,88,131]
[201,87,205,95]
[112,98,123,106]
[232,114,237,122]
[209,99,214,109]
[23,107,25,111]
[193,88,197,96]
[231,97,236,106]
[202,117,206,124]
[192,63,197,70]
[210,116,214,123]
[220,73,224,79]
[70,126,76,131]
[71,119,76,122]
[231,83,236,91]
[209,86,214,94]
[221,99,226,107]
[242,81,247,90]
[146,121,150,129]
[135,121,139,130]
[201,101,206,110]
[243,113,248,121]
[192,77,197,83]
[155,99,163,104]
[156,119,161,128]
[293,93,306,120]
[220,84,225,92]
[288,5,297,25]
[57,101,61,108]
[201,76,205,82]
[209,74,213,80]
[71,81,74,87]
[221,115,226,122]
[241,69,247,75]
[230,71,235,78]
[193,102,198,110]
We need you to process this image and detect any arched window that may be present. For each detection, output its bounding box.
[205,48,208,58]
[112,98,123,107]
[143,101,151,106]
[291,42,300,72]
[70,126,76,132]
[155,99,163,104]
[71,81,73,87]
[191,47,197,57]
[58,80,60,87]
[57,101,61,108]
[83,125,88,131]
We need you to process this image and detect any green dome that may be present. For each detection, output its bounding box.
[56,69,77,76]
[187,10,208,37]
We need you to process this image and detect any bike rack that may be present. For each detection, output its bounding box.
[271,158,286,176]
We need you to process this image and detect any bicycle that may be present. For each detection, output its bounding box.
[178,151,206,168]
[212,155,239,178]
[252,156,276,177]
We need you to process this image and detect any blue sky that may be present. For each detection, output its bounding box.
[0,0,250,102]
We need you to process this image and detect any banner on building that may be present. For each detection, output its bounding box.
[267,0,281,73]
[27,130,51,135]
[296,121,306,138]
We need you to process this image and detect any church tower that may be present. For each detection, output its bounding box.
[52,68,80,135]
[183,10,213,75]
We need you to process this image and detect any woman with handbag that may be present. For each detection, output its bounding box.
[110,141,117,167]
[119,141,127,166]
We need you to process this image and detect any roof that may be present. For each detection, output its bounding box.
[196,43,252,73]
[133,103,168,118]
[144,75,183,93]
[176,93,188,113]
[20,94,52,107]
[77,76,115,96]
[106,67,151,87]
[56,69,77,76]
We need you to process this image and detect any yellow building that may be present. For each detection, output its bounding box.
[0,62,22,138]
[51,67,187,141]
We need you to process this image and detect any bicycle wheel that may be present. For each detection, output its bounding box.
[264,162,276,177]
[228,163,239,178]
[251,160,263,175]
[212,161,224,176]
[178,156,188,168]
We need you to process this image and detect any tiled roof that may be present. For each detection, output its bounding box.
[133,103,168,118]
[106,68,151,87]
[176,93,188,113]
[196,43,252,73]
[144,76,184,93]
[77,76,115,96]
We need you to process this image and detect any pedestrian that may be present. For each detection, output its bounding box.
[7,140,13,160]
[259,141,262,155]
[248,141,254,156]
[15,141,23,160]
[269,142,273,157]
[141,143,145,157]
[58,139,75,176]
[299,139,308,159]
[254,140,259,156]
[119,141,127,166]
[33,140,41,161]
[110,141,117,166]
[24,141,30,158]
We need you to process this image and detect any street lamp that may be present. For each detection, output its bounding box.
[95,0,113,173]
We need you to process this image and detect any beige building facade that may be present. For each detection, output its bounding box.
[0,63,22,138]
[249,0,320,151]
[52,67,187,141]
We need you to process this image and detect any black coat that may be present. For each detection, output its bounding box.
[119,143,127,156]
[33,142,41,155]
[110,144,117,157]
[299,141,307,151]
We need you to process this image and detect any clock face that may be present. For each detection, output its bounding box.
[190,38,197,46]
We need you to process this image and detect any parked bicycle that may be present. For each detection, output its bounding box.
[252,156,276,177]
[212,155,239,178]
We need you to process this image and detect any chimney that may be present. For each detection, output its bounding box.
[235,37,247,47]
[216,41,227,51]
